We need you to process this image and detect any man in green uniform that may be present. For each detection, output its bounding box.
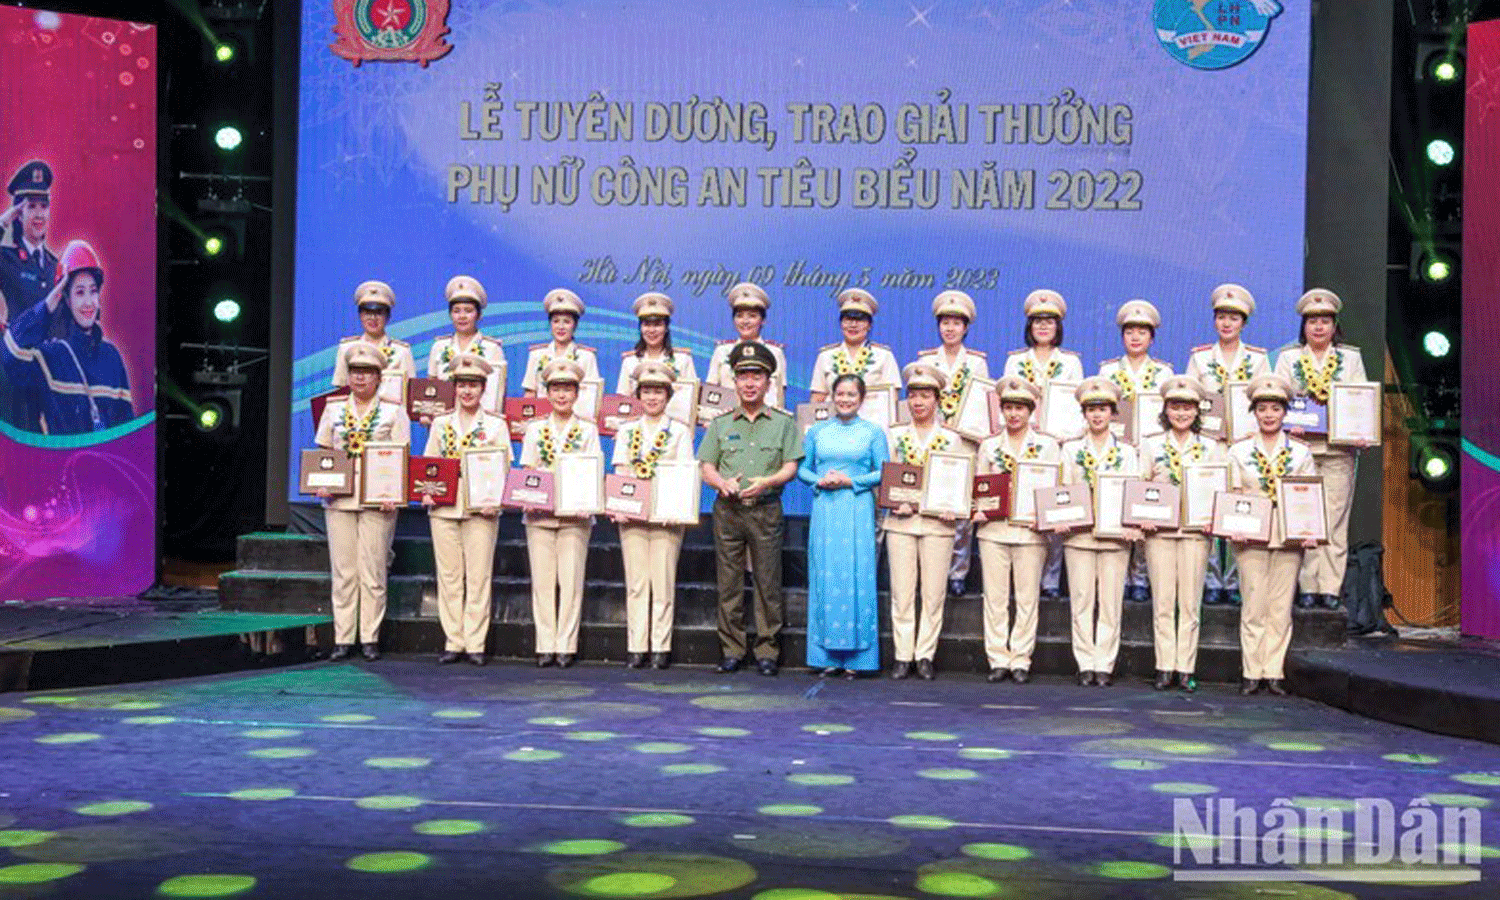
[699,341,803,675]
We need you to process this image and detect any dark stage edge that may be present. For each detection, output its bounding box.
[0,659,1496,899]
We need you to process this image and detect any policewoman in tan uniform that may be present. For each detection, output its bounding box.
[973,376,1058,683]
[519,358,602,666]
[331,280,418,389]
[426,276,508,417]
[1227,373,1318,696]
[520,289,601,396]
[809,288,902,401]
[705,282,788,410]
[616,292,698,395]
[1273,288,1369,610]
[1058,377,1139,686]
[1139,375,1225,692]
[422,354,508,665]
[314,342,412,660]
[883,361,966,680]
[610,361,694,669]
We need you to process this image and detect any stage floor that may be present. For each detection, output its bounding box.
[1,660,1497,898]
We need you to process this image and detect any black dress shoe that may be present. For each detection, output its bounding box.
[361,646,380,661]
[468,653,487,667]
[651,652,670,670]
[439,651,464,665]
[626,652,647,669]
[1095,671,1113,687]
[818,666,844,678]
[1294,591,1316,609]
[328,644,354,661]
[1077,671,1095,687]
[1240,678,1261,695]
[1153,670,1173,691]
[556,654,575,669]
[756,658,778,676]
[1011,668,1030,684]
[716,657,742,674]
[891,661,914,680]
[948,577,967,598]
[537,653,555,668]
[1265,678,1288,696]
[1178,672,1196,693]
[1226,590,1242,606]
[986,667,1009,683]
[1322,593,1341,610]
[916,659,935,680]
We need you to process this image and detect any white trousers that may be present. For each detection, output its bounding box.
[1144,536,1209,673]
[887,531,952,662]
[978,541,1046,670]
[1064,546,1129,673]
[619,523,684,653]
[1238,546,1302,679]
[525,521,592,654]
[430,515,499,654]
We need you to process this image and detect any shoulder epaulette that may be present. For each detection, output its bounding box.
[1100,357,1120,367]
[1244,344,1266,353]
[576,344,596,353]
[717,338,735,345]
[1007,348,1026,356]
[480,335,503,347]
[1191,343,1214,353]
[1338,343,1361,353]
[389,338,409,347]
[820,342,840,351]
[339,335,358,344]
[969,349,987,358]
[1060,348,1081,357]
[529,342,549,350]
[918,347,938,356]
[872,342,892,351]
[621,349,636,357]
[1287,436,1311,450]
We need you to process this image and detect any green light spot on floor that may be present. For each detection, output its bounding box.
[691,695,818,712]
[155,874,257,897]
[1452,773,1500,787]
[918,768,979,781]
[1422,793,1492,808]
[582,872,676,896]
[539,839,626,856]
[414,819,486,836]
[1288,797,1359,812]
[661,763,726,776]
[1151,782,1218,796]
[1384,752,1441,764]
[905,731,957,742]
[320,713,376,723]
[1267,742,1325,753]
[239,728,300,739]
[529,716,577,726]
[751,890,841,900]
[110,701,165,711]
[0,831,54,848]
[1107,758,1167,770]
[696,726,750,737]
[122,716,177,726]
[504,748,563,762]
[889,815,955,830]
[0,863,85,884]
[226,788,295,802]
[787,774,854,787]
[759,804,822,817]
[432,709,484,719]
[247,747,314,759]
[633,742,691,755]
[1159,741,1219,755]
[801,723,854,734]
[1150,832,1217,853]
[619,813,694,828]
[961,843,1032,861]
[958,748,1012,761]
[74,801,151,817]
[365,757,431,770]
[0,707,36,723]
[914,872,1000,896]
[1095,861,1170,879]
[345,851,431,873]
[35,732,102,745]
[21,696,78,705]
[355,795,425,811]
[565,731,618,742]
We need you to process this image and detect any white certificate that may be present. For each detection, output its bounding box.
[1328,381,1382,447]
[1040,380,1084,441]
[1010,461,1060,525]
[1277,476,1329,544]
[952,376,997,441]
[1131,393,1165,445]
[919,451,974,517]
[463,447,510,510]
[665,380,697,425]
[1092,474,1129,539]
[858,386,898,429]
[554,453,604,516]
[379,372,407,406]
[1225,381,1254,443]
[649,460,701,525]
[1181,464,1228,531]
[576,379,605,423]
[359,442,408,507]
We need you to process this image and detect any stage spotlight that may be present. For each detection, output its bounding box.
[190,369,246,434]
[1418,42,1465,83]
[1432,58,1460,82]
[203,233,226,257]
[215,41,236,64]
[213,297,242,324]
[1414,441,1459,493]
[214,125,243,151]
[1426,138,1456,166]
[1423,330,1452,359]
[1422,254,1453,283]
[196,403,225,433]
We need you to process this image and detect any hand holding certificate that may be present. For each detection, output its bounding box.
[360,442,408,507]
[1328,382,1381,447]
[1277,476,1328,544]
[877,462,924,511]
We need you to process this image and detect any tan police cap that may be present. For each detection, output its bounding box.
[1024,289,1066,319]
[931,290,976,322]
[1296,288,1342,317]
[354,280,395,311]
[901,361,948,392]
[1116,299,1161,329]
[727,282,770,312]
[445,275,487,310]
[541,358,585,386]
[632,292,674,320]
[1210,283,1255,318]
[1247,373,1295,404]
[543,288,585,318]
[837,288,878,318]
[1159,375,1207,404]
[633,360,676,389]
[1075,376,1121,407]
[449,353,493,382]
[996,375,1043,408]
[343,342,386,371]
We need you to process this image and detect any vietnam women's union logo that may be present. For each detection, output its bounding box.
[331,0,453,67]
[1154,0,1283,70]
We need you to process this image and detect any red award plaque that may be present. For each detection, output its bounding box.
[598,395,641,437]
[971,473,1012,521]
[505,397,552,441]
[502,467,556,512]
[407,456,460,506]
[406,378,456,422]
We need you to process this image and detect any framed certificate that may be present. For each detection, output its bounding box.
[697,383,736,426]
[379,372,407,407]
[1036,483,1094,532]
[1328,381,1382,447]
[299,449,354,496]
[1197,392,1227,442]
[1010,461,1060,525]
[1277,475,1329,544]
[505,397,552,442]
[1283,396,1328,437]
[858,386,899,430]
[649,461,702,525]
[309,387,350,433]
[554,453,604,517]
[919,451,974,517]
[406,378,455,422]
[1092,474,1130,539]
[1224,381,1255,443]
[1181,464,1228,531]
[665,380,697,425]
[576,379,605,423]
[1122,479,1181,530]
[463,447,510,510]
[952,376,997,441]
[877,462,925,510]
[598,395,641,437]
[1126,393,1165,445]
[1209,491,1272,543]
[1039,380,1084,441]
[359,442,408,507]
[894,399,912,426]
[503,467,555,512]
[971,473,1011,521]
[604,473,652,522]
[796,401,835,435]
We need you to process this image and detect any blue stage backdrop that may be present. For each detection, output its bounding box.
[292,0,1309,514]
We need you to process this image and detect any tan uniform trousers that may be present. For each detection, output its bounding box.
[978,540,1046,671]
[1144,535,1210,674]
[430,515,500,654]
[1238,546,1302,679]
[1300,451,1354,596]
[619,523,684,653]
[525,520,592,654]
[886,531,952,662]
[1064,545,1130,673]
[325,507,398,646]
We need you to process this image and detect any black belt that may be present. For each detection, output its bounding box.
[718,493,780,508]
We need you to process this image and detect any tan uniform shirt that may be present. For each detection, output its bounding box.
[314,396,411,510]
[423,409,509,518]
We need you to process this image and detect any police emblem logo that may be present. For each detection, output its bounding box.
[1153,0,1283,70]
[902,472,918,486]
[525,475,541,488]
[424,385,436,397]
[425,464,439,477]
[622,483,636,497]
[977,481,991,495]
[331,0,454,67]
[319,457,334,470]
